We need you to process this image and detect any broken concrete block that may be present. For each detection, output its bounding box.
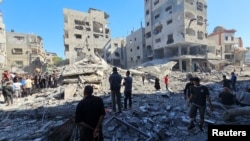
[64,85,77,99]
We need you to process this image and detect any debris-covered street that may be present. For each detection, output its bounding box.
[1,56,250,141]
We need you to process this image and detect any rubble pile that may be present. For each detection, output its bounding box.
[1,55,250,141]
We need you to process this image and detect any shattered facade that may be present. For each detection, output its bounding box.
[6,32,46,72]
[107,38,125,68]
[0,0,7,72]
[125,27,145,69]
[207,26,247,67]
[63,8,111,64]
[245,47,250,65]
[144,0,208,72]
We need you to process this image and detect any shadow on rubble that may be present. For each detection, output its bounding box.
[0,91,181,141]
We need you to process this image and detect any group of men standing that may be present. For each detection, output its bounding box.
[108,67,133,113]
[74,66,217,140]
[75,67,248,140]
[74,67,215,140]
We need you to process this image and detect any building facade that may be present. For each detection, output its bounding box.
[0,0,7,71]
[245,47,250,65]
[144,0,208,71]
[63,8,111,64]
[106,38,125,68]
[125,27,145,69]
[6,32,46,72]
[46,52,57,65]
[207,26,247,67]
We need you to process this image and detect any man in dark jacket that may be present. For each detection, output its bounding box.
[222,75,232,89]
[184,77,194,100]
[109,67,122,114]
[123,70,133,109]
[230,72,237,91]
[75,85,106,141]
[218,87,235,105]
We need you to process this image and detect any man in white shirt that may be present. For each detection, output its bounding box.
[25,75,33,96]
[13,80,22,98]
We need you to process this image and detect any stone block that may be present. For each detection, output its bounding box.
[64,85,77,99]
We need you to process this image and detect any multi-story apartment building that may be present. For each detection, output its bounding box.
[107,38,125,68]
[144,0,208,72]
[125,27,145,69]
[63,8,111,64]
[207,26,247,66]
[46,51,57,65]
[245,47,250,65]
[6,31,46,72]
[0,0,7,72]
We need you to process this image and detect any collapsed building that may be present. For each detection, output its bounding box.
[1,54,250,141]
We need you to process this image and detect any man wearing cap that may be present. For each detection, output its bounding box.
[109,67,122,114]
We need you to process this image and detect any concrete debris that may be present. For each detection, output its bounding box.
[1,56,250,140]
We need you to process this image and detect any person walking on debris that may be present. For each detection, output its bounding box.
[109,67,122,114]
[141,73,145,85]
[188,77,213,131]
[123,70,133,110]
[240,67,243,74]
[75,85,106,141]
[154,77,161,91]
[183,77,194,100]
[164,75,169,92]
[230,72,237,91]
[222,75,232,90]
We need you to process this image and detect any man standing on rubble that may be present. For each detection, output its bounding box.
[188,77,213,131]
[231,72,237,91]
[123,70,133,110]
[109,67,122,114]
[75,85,105,141]
[141,73,145,85]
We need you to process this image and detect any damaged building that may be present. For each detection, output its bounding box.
[63,8,111,64]
[0,1,7,70]
[207,26,247,69]
[143,0,209,72]
[63,0,247,72]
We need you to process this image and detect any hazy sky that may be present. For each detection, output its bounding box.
[1,0,249,58]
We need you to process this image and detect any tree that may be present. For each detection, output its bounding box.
[52,56,63,66]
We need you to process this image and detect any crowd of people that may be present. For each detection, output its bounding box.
[0,70,59,106]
